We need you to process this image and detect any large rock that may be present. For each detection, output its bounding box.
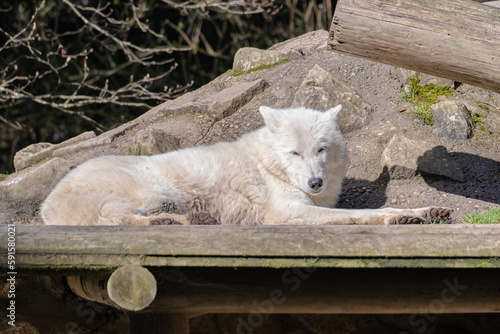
[13,131,96,170]
[382,134,465,182]
[232,47,291,72]
[161,79,268,121]
[0,158,71,200]
[485,1,500,8]
[130,128,180,155]
[233,30,328,71]
[431,100,472,140]
[292,64,372,133]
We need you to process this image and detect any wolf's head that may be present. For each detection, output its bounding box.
[259,105,349,201]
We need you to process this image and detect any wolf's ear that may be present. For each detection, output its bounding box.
[259,106,282,132]
[326,104,342,121]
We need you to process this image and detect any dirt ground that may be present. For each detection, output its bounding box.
[335,63,500,222]
[201,47,500,223]
[330,57,500,221]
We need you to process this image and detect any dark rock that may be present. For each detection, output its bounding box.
[432,100,472,140]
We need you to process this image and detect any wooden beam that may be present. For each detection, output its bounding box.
[97,267,500,314]
[62,266,500,315]
[2,225,500,273]
[328,0,500,93]
[129,313,189,334]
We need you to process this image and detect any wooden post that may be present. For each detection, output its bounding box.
[67,265,192,333]
[328,0,500,93]
[107,265,157,311]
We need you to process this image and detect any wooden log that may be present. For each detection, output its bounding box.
[67,265,157,311]
[107,265,157,311]
[328,0,500,93]
[66,275,115,307]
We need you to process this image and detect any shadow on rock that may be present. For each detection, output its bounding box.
[419,152,500,205]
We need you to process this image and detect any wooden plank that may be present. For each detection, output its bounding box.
[10,254,500,275]
[328,0,500,93]
[2,225,500,273]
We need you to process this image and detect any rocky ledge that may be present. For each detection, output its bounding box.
[1,30,499,224]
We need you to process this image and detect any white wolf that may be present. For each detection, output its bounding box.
[42,105,450,226]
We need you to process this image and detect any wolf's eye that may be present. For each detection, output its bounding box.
[318,147,326,153]
[290,151,300,156]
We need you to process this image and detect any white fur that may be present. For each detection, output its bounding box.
[42,105,447,226]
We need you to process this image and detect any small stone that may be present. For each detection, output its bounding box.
[432,100,472,140]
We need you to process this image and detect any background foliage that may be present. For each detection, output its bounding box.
[0,0,335,173]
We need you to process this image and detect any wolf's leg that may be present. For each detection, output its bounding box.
[282,206,451,225]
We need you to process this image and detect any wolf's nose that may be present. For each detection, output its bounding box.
[308,178,323,190]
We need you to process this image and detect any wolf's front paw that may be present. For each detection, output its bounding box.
[386,215,425,225]
[387,207,452,225]
[149,218,183,225]
[189,212,220,225]
[423,207,453,223]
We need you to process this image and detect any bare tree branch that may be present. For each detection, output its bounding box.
[161,0,275,15]
[0,0,194,135]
